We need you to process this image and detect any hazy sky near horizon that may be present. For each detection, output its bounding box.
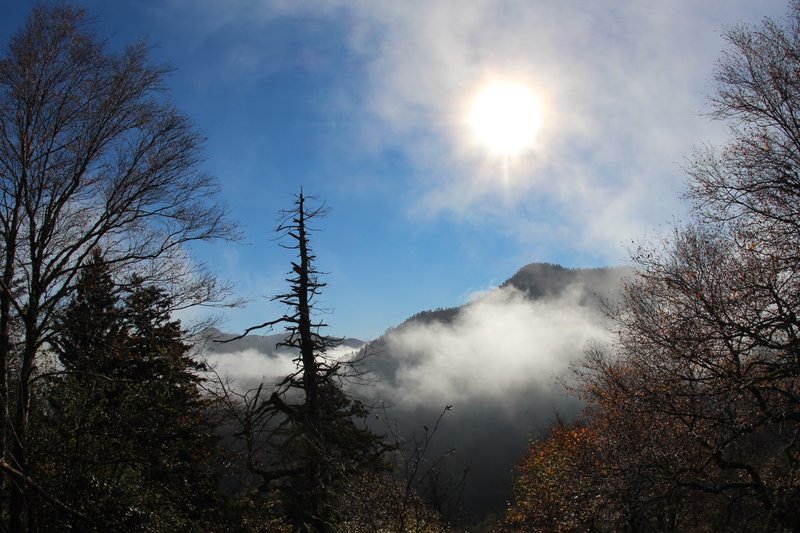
[0,0,789,339]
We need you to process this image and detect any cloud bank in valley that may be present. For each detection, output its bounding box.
[204,341,363,385]
[196,265,629,518]
[377,283,611,413]
[358,268,626,519]
[205,348,297,383]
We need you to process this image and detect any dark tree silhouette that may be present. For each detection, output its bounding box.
[0,6,237,529]
[222,191,386,532]
[50,248,126,375]
[39,254,226,531]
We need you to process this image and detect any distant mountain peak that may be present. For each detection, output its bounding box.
[389,263,632,332]
[502,262,630,300]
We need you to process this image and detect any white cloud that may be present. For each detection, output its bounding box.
[206,348,297,382]
[163,0,787,259]
[380,284,611,411]
[328,0,785,257]
[206,343,361,383]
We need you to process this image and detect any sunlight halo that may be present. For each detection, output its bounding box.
[468,81,543,156]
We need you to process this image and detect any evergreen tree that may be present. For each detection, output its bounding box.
[36,255,228,531]
[0,6,238,528]
[117,275,223,530]
[38,249,132,528]
[50,248,126,374]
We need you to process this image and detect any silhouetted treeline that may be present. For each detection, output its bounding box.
[10,1,800,532]
[0,6,452,532]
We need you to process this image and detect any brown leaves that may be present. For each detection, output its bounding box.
[505,421,600,532]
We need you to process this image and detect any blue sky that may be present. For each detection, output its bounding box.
[0,0,789,340]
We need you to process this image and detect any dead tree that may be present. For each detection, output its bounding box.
[222,191,386,532]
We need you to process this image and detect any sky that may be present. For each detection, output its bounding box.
[0,0,790,340]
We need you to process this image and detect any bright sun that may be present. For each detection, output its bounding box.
[469,81,542,156]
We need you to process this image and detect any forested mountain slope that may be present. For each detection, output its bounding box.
[205,262,631,524]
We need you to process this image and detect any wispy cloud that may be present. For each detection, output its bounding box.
[162,0,785,260]
[346,1,773,255]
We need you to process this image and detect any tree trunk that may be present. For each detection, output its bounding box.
[9,300,38,533]
[0,217,18,522]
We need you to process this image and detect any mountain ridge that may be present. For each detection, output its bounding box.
[199,261,633,524]
[357,261,632,524]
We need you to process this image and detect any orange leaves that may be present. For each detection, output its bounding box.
[505,421,600,532]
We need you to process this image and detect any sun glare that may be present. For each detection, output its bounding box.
[469,81,542,156]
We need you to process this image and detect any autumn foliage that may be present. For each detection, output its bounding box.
[506,4,800,531]
[505,421,599,532]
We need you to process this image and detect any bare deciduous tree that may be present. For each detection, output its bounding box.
[506,4,800,530]
[0,6,238,530]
